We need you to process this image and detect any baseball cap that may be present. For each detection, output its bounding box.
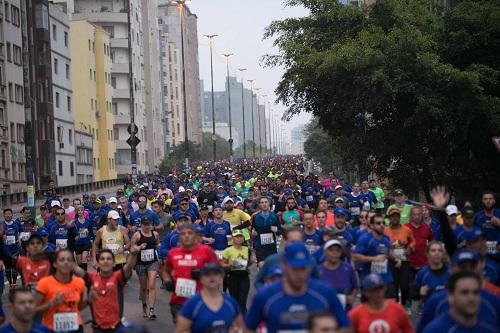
[283,189,293,196]
[200,204,209,211]
[178,186,185,192]
[217,185,224,189]
[178,222,196,231]
[99,195,106,202]
[50,200,61,208]
[109,197,118,204]
[201,263,224,275]
[324,239,343,251]
[362,274,385,290]
[334,185,343,190]
[107,210,120,220]
[213,204,222,210]
[28,234,44,243]
[222,197,234,205]
[140,216,153,225]
[94,198,103,204]
[232,229,244,237]
[82,193,90,199]
[283,243,312,268]
[334,197,345,203]
[446,205,458,216]
[266,265,283,278]
[388,209,401,216]
[452,249,481,266]
[174,214,189,222]
[37,228,49,237]
[462,207,475,218]
[203,182,210,187]
[394,189,404,196]
[333,208,348,217]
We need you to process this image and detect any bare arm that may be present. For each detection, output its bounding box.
[123,243,144,279]
[174,315,192,333]
[91,229,103,268]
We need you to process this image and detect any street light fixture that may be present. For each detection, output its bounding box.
[238,68,247,158]
[255,88,262,157]
[247,79,256,158]
[223,53,234,162]
[261,95,268,157]
[204,34,218,161]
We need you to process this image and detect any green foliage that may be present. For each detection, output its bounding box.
[265,0,500,200]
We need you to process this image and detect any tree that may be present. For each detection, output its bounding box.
[265,0,500,201]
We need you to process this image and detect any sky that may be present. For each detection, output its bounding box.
[189,0,312,133]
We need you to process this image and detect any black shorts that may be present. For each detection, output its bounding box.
[75,243,91,255]
[255,245,277,263]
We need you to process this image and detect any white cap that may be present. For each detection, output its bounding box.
[222,196,234,205]
[109,197,118,204]
[51,200,61,207]
[178,186,185,192]
[334,185,343,190]
[107,210,120,220]
[324,239,343,251]
[446,205,458,216]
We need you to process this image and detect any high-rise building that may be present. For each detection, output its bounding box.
[70,20,116,183]
[158,1,202,151]
[290,125,306,154]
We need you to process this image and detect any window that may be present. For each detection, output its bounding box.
[14,84,23,104]
[53,57,58,74]
[11,5,19,26]
[104,71,107,83]
[96,129,99,140]
[35,4,49,30]
[89,69,92,80]
[8,82,13,102]
[68,129,72,144]
[112,102,117,115]
[10,122,15,142]
[6,43,11,62]
[4,2,9,22]
[70,162,74,177]
[57,126,63,142]
[111,76,116,88]
[65,64,70,79]
[55,92,59,107]
[58,160,63,176]
[13,45,21,65]
[1,150,5,168]
[90,98,93,110]
[67,96,71,112]
[93,70,96,81]
[113,127,119,140]
[88,39,91,51]
[52,24,56,40]
[16,124,24,143]
[64,31,68,47]
[92,41,95,53]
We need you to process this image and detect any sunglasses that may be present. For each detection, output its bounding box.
[55,212,65,216]
[139,199,147,203]
[373,221,384,225]
[180,203,188,206]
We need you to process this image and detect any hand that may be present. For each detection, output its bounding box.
[252,230,258,238]
[491,216,500,227]
[92,261,99,270]
[345,294,355,305]
[373,254,386,262]
[52,293,65,307]
[270,226,278,233]
[163,280,174,292]
[430,186,449,209]
[394,259,402,268]
[129,244,142,255]
[420,285,429,297]
[207,238,215,244]
[87,286,98,304]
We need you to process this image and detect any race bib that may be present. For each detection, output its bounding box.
[5,235,16,245]
[371,259,388,274]
[20,232,31,241]
[140,249,155,262]
[306,195,313,202]
[260,233,274,245]
[175,278,197,298]
[53,312,78,332]
[105,243,120,255]
[393,248,407,261]
[215,250,224,260]
[351,207,360,215]
[56,238,68,249]
[337,294,346,309]
[486,241,498,254]
[78,228,88,238]
[233,259,248,269]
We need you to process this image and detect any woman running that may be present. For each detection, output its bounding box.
[130,216,160,319]
[35,249,87,333]
[175,263,244,333]
[413,241,450,302]
[73,206,92,270]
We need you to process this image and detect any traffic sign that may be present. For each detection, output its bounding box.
[127,124,139,135]
[127,135,141,147]
[493,136,500,153]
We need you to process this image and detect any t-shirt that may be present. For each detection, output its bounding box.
[385,204,413,224]
[251,212,281,249]
[35,275,85,330]
[454,224,483,248]
[180,293,240,333]
[204,221,232,253]
[413,265,449,300]
[245,279,350,333]
[303,229,323,254]
[369,187,385,209]
[16,256,51,289]
[85,270,126,329]
[408,223,433,268]
[0,323,51,333]
[222,246,250,271]
[422,312,497,333]
[319,261,358,296]
[353,233,393,284]
[348,300,413,333]
[3,221,21,254]
[129,209,160,230]
[165,244,218,305]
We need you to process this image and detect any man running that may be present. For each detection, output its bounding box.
[251,196,282,267]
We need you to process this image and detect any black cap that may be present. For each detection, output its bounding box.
[28,234,44,243]
[140,216,153,225]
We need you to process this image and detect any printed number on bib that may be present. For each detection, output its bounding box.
[486,241,497,254]
[175,278,196,298]
[5,235,16,245]
[393,248,407,261]
[306,195,313,202]
[79,229,88,238]
[53,312,78,332]
[140,249,155,262]
[233,259,248,269]
[371,259,388,274]
[260,233,274,245]
[56,239,68,249]
[20,232,31,241]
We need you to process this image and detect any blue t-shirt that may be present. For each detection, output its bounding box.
[418,289,500,333]
[332,228,355,253]
[252,212,281,248]
[473,209,500,245]
[353,233,393,284]
[422,312,497,333]
[413,265,449,300]
[352,227,369,244]
[245,279,350,333]
[485,257,499,285]
[74,218,92,246]
[0,323,50,333]
[346,193,363,216]
[3,221,21,254]
[130,209,160,230]
[48,223,70,248]
[303,229,323,254]
[428,218,442,241]
[204,221,232,251]
[360,190,377,208]
[159,230,179,260]
[180,293,240,333]
[454,225,482,248]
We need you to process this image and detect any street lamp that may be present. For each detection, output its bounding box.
[173,0,192,168]
[204,34,218,161]
[223,53,234,162]
[261,95,267,157]
[238,68,247,158]
[255,88,262,157]
[247,79,256,158]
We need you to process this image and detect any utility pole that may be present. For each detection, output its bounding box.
[238,69,247,158]
[223,53,234,162]
[204,34,218,161]
[247,79,255,158]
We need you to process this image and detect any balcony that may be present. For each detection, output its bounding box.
[72,12,127,24]
[114,114,130,124]
[110,38,128,49]
[113,89,130,99]
[111,62,129,74]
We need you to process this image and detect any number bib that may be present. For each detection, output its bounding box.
[78,228,88,238]
[5,235,16,245]
[306,195,313,202]
[486,241,498,254]
[233,259,248,270]
[215,250,224,260]
[53,312,78,332]
[140,249,155,262]
[20,232,31,241]
[393,248,407,261]
[105,244,120,255]
[371,259,388,274]
[260,233,274,245]
[337,294,346,309]
[56,239,68,249]
[351,207,360,215]
[175,278,196,298]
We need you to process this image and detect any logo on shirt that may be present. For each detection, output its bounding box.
[368,319,390,333]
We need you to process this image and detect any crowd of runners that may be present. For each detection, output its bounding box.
[0,155,498,333]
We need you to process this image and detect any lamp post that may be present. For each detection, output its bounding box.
[254,88,262,157]
[204,34,218,161]
[238,68,247,158]
[222,53,234,162]
[247,79,255,158]
[268,104,273,156]
[173,0,191,168]
[261,95,267,156]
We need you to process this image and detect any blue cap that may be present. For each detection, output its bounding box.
[201,262,224,275]
[174,214,189,222]
[194,224,205,234]
[338,176,344,180]
[362,274,385,290]
[98,195,106,201]
[283,243,312,268]
[213,204,222,210]
[37,227,49,236]
[266,265,283,278]
[452,249,481,266]
[146,190,153,195]
[82,193,90,199]
[283,189,293,196]
[334,208,348,217]
[467,229,485,242]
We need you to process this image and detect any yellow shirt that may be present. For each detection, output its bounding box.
[102,227,126,264]
[222,246,250,271]
[223,209,251,240]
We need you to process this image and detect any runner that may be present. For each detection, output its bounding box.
[203,205,232,260]
[385,189,412,224]
[302,210,323,254]
[251,196,282,267]
[454,206,481,249]
[129,195,162,234]
[3,207,22,290]
[17,207,37,254]
[175,263,244,333]
[73,205,92,270]
[331,208,355,257]
[474,191,500,258]
[413,240,450,302]
[0,287,50,333]
[11,234,51,291]
[48,207,75,251]
[348,274,413,333]
[222,197,251,240]
[368,179,385,213]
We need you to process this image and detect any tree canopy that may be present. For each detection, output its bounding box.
[265,0,500,200]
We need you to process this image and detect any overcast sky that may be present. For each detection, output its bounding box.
[189,0,311,132]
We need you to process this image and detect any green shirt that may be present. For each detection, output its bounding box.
[369,187,385,209]
[222,246,250,271]
[386,203,413,224]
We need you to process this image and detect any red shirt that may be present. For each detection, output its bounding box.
[165,244,218,305]
[86,270,126,329]
[16,256,51,288]
[348,300,413,333]
[408,222,433,269]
